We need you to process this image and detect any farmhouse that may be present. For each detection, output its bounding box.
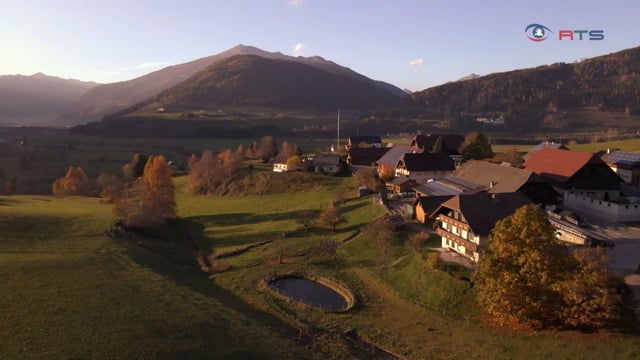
[451,160,558,205]
[432,192,532,262]
[387,176,419,194]
[601,150,640,185]
[346,147,390,167]
[414,195,454,224]
[395,152,455,184]
[312,153,345,174]
[376,145,415,180]
[413,175,484,197]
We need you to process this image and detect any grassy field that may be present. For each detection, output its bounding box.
[2,171,640,359]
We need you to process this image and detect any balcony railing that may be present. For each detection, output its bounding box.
[436,227,479,252]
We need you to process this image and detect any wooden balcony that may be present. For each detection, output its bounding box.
[435,226,479,253]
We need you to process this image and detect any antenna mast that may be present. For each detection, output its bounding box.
[336,109,340,152]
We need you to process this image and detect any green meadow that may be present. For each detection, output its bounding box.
[2,172,640,359]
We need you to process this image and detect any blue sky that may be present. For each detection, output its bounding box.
[1,0,638,91]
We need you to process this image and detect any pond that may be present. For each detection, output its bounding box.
[269,277,349,312]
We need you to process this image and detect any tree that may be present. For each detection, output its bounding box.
[286,156,304,171]
[123,153,148,178]
[460,131,494,160]
[405,231,430,253]
[113,155,176,229]
[257,136,278,162]
[475,205,624,329]
[296,210,314,232]
[555,248,622,329]
[475,205,566,327]
[354,168,380,191]
[318,205,347,232]
[431,135,446,153]
[52,166,92,197]
[361,218,395,265]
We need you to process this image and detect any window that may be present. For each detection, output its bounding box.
[442,222,448,230]
[452,225,459,235]
[461,229,468,239]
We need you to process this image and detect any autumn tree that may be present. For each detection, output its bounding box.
[460,131,494,160]
[555,248,623,329]
[361,218,395,265]
[96,172,122,204]
[318,205,347,232]
[123,153,148,178]
[286,156,304,171]
[354,167,380,191]
[187,150,241,195]
[257,136,278,162]
[52,166,93,197]
[475,205,566,327]
[113,155,176,229]
[475,204,624,329]
[280,141,301,159]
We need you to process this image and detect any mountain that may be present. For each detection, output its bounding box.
[457,73,481,81]
[0,73,97,125]
[124,54,403,113]
[62,45,406,124]
[408,46,640,131]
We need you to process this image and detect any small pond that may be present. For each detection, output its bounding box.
[269,277,348,312]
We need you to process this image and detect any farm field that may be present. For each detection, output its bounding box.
[2,174,640,359]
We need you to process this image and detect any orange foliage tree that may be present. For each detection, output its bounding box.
[52,166,92,197]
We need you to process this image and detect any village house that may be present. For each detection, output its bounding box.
[410,133,465,165]
[523,148,640,222]
[395,152,455,184]
[451,160,558,205]
[414,195,454,224]
[311,153,345,174]
[376,145,415,180]
[601,150,640,185]
[346,147,390,167]
[432,192,532,262]
[387,176,419,194]
[345,135,382,150]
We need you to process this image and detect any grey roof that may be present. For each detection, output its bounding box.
[377,145,415,167]
[523,141,569,161]
[432,192,533,236]
[313,153,343,167]
[602,151,640,169]
[413,175,485,196]
[452,160,544,193]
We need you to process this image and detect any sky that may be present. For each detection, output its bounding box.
[1,0,638,91]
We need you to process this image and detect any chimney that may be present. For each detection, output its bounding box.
[491,193,501,204]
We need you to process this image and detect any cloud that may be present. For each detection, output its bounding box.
[94,67,128,76]
[408,58,425,67]
[135,62,169,69]
[292,43,305,57]
[288,0,304,6]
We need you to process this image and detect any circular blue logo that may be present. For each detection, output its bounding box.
[525,23,553,42]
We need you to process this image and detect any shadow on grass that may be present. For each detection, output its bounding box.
[0,198,20,206]
[122,233,303,346]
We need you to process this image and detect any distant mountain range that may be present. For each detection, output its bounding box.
[408,46,640,131]
[61,45,406,124]
[0,73,97,125]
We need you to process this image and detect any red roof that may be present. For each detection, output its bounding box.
[523,148,598,183]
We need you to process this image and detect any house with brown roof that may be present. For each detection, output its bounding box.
[387,176,419,194]
[312,153,345,174]
[415,195,454,224]
[452,160,558,205]
[396,152,455,184]
[346,147,389,167]
[432,192,532,262]
[523,148,622,191]
[523,148,640,222]
[376,145,415,180]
